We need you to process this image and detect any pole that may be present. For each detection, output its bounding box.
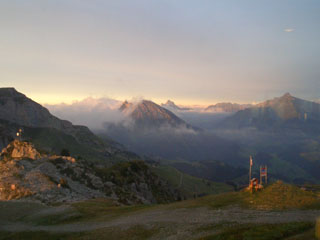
[260,166,262,184]
[266,165,268,184]
[249,156,252,185]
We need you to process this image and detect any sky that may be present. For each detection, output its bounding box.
[1,0,320,105]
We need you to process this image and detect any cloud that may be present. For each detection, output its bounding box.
[45,97,126,130]
[284,28,295,33]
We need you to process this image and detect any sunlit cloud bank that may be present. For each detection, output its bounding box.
[45,97,125,129]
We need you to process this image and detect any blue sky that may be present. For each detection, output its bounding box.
[1,0,320,104]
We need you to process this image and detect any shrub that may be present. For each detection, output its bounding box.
[60,148,70,156]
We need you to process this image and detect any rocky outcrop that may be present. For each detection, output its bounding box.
[0,140,180,204]
[0,156,105,203]
[96,161,181,204]
[1,140,41,160]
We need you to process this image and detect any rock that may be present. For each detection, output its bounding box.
[1,140,41,160]
[90,176,104,189]
[105,181,115,187]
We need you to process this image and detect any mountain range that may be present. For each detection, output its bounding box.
[2,88,320,188]
[1,88,234,203]
[0,88,134,164]
[205,102,253,113]
[103,93,320,185]
[102,99,245,169]
[220,93,320,132]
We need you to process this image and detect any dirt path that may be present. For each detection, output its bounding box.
[1,206,320,234]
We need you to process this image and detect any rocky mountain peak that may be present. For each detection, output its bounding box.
[282,92,292,98]
[0,87,72,129]
[1,140,41,160]
[278,92,294,102]
[165,100,175,106]
[117,99,196,130]
[161,100,191,111]
[0,88,21,97]
[119,100,133,112]
[258,92,295,109]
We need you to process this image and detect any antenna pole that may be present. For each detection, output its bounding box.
[260,166,262,184]
[266,165,268,184]
[249,156,252,185]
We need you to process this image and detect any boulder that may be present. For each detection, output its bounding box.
[1,140,41,160]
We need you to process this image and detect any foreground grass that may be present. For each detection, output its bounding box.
[0,222,316,240]
[168,191,247,210]
[198,222,315,240]
[2,182,319,228]
[1,182,319,240]
[0,201,48,222]
[27,198,157,225]
[0,225,159,240]
[70,198,155,222]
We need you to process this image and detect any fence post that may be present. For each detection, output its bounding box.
[316,217,320,240]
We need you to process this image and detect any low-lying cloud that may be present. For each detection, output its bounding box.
[45,97,126,130]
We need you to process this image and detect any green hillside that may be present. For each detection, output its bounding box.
[152,164,233,198]
[0,118,138,165]
[248,181,320,210]
[170,181,320,210]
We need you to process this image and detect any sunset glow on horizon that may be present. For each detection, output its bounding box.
[1,0,320,105]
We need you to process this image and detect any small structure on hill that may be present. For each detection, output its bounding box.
[249,178,258,192]
[247,156,267,193]
[260,165,268,185]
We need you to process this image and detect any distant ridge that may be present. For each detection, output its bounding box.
[205,102,253,113]
[161,100,191,111]
[220,93,320,130]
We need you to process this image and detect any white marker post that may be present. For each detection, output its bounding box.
[249,156,253,186]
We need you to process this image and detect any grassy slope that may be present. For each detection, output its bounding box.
[169,181,320,210]
[24,127,139,164]
[0,222,316,240]
[0,225,159,240]
[1,182,320,240]
[152,165,233,198]
[249,181,320,210]
[197,222,315,240]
